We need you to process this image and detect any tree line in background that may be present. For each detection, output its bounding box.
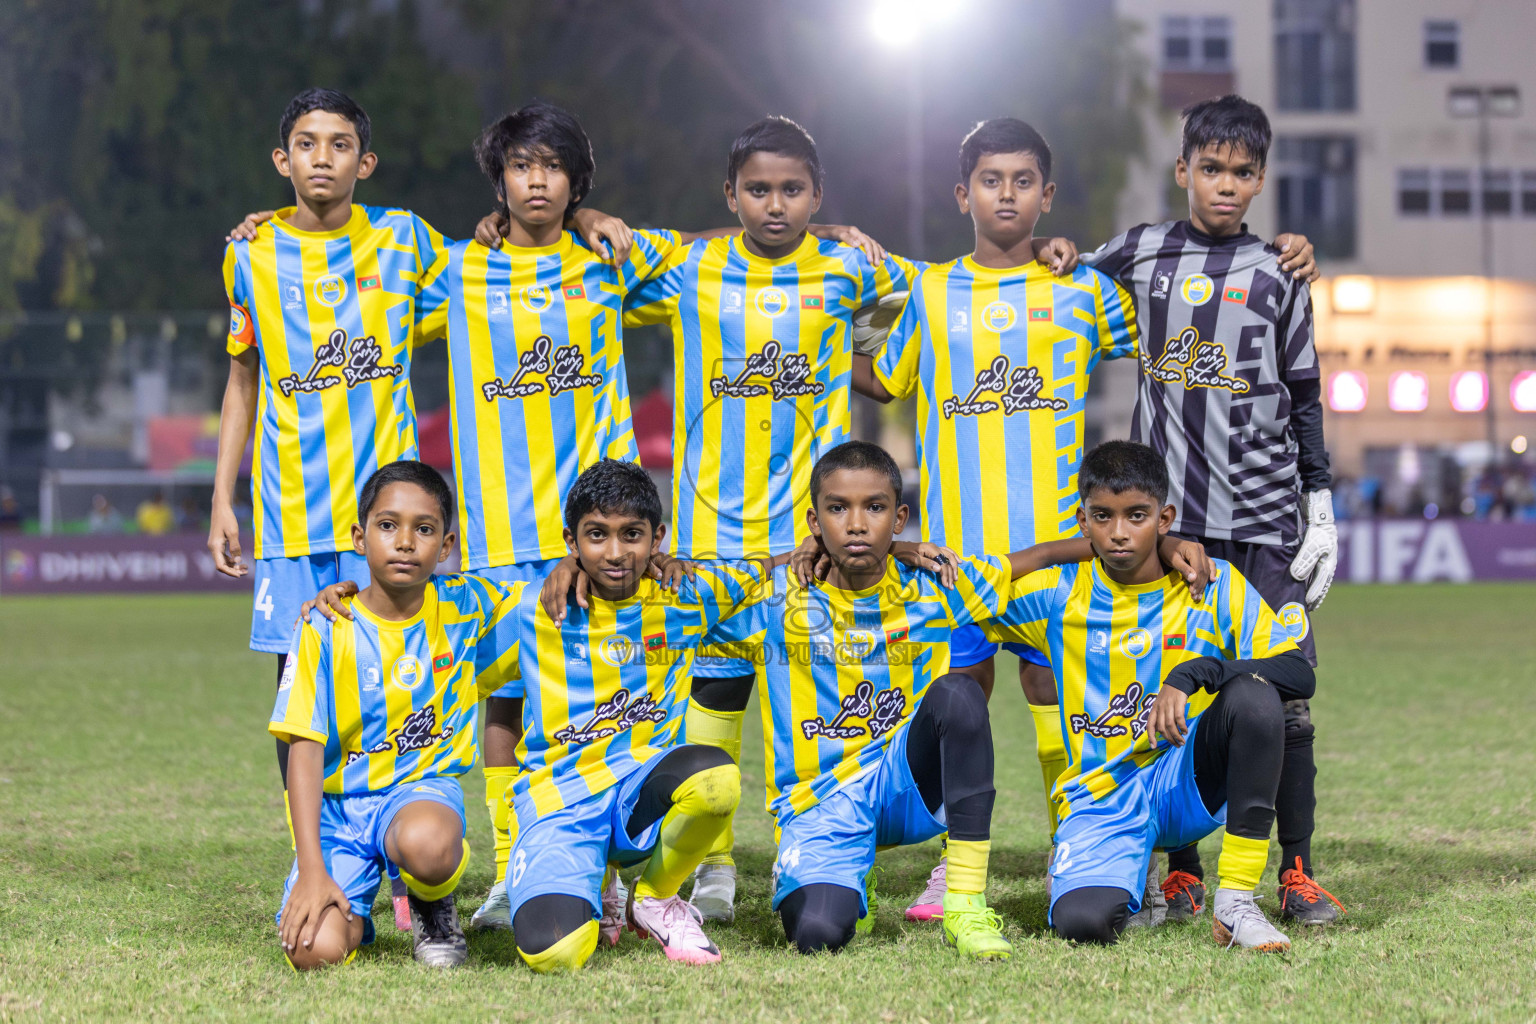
[0,0,1147,397]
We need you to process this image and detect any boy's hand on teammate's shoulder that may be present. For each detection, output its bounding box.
[1032,236,1079,276]
[1274,233,1319,282]
[539,554,587,624]
[1158,535,1215,598]
[1146,684,1189,747]
[298,581,359,624]
[812,224,887,266]
[570,207,633,263]
[647,552,696,593]
[226,210,277,243]
[279,869,354,955]
[473,210,508,250]
[892,540,961,588]
[206,505,247,578]
[789,534,830,587]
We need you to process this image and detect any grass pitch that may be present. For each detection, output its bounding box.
[1,585,1534,1022]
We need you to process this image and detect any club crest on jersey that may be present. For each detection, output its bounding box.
[552,687,668,745]
[980,301,1016,332]
[520,285,554,313]
[390,655,427,690]
[1180,273,1215,305]
[1069,681,1157,740]
[754,286,791,318]
[598,634,640,667]
[1144,326,1250,394]
[313,273,348,308]
[278,328,402,396]
[942,355,1069,419]
[481,335,602,401]
[710,339,825,401]
[1277,602,1310,641]
[1119,627,1153,659]
[800,681,907,741]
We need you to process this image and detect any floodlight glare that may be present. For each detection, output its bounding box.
[1512,371,1536,413]
[1389,372,1430,413]
[1449,371,1488,413]
[869,0,924,48]
[1327,371,1368,413]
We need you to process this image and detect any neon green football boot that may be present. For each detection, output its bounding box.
[940,892,1012,961]
[856,865,881,936]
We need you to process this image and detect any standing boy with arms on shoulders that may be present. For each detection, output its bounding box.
[272,460,523,969]
[981,441,1314,951]
[1081,95,1342,925]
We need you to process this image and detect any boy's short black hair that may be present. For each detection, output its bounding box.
[1180,94,1272,167]
[358,460,454,528]
[959,117,1052,184]
[474,102,596,211]
[280,88,371,153]
[564,459,663,533]
[727,116,824,191]
[1078,441,1170,506]
[810,441,903,508]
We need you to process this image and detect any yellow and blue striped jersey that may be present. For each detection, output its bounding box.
[477,566,764,818]
[624,234,918,559]
[874,258,1137,554]
[980,559,1297,820]
[416,230,680,569]
[267,574,520,795]
[222,205,447,560]
[702,555,1011,822]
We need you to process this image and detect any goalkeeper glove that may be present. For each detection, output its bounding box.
[1288,488,1337,610]
[851,290,908,356]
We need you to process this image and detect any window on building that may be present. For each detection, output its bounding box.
[1521,171,1536,216]
[1482,170,1513,215]
[1275,0,1357,111]
[1425,20,1458,68]
[1398,169,1432,215]
[1162,15,1232,71]
[1439,170,1472,215]
[1275,136,1357,258]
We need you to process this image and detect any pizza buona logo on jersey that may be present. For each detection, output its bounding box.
[942,355,1069,419]
[799,680,907,741]
[1180,273,1215,306]
[980,301,1016,332]
[754,286,790,318]
[313,273,348,308]
[277,328,403,397]
[552,687,669,745]
[480,335,602,402]
[344,705,453,765]
[390,655,427,690]
[709,340,825,401]
[1277,602,1310,641]
[1068,680,1156,740]
[1145,327,1251,395]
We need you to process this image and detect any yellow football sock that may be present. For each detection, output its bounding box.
[1031,703,1068,836]
[1217,833,1271,892]
[633,763,741,901]
[399,839,470,902]
[520,918,598,974]
[684,702,744,867]
[484,766,520,885]
[282,791,296,851]
[945,839,991,896]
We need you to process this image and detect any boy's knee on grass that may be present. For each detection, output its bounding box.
[388,805,466,886]
[519,919,599,974]
[1052,887,1132,946]
[284,910,363,970]
[672,762,741,819]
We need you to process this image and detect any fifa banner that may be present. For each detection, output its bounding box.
[1335,520,1536,583]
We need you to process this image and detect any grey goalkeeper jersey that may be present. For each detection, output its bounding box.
[1084,221,1318,546]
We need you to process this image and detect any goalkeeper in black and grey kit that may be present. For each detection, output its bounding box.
[1083,94,1343,926]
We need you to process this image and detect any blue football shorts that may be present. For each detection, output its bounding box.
[473,557,566,699]
[276,775,466,945]
[251,551,371,654]
[504,754,671,921]
[948,623,1050,669]
[770,724,945,915]
[1047,713,1224,922]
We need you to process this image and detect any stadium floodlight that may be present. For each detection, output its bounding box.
[1327,371,1368,413]
[1329,275,1375,314]
[1388,372,1430,413]
[1449,372,1488,413]
[1511,371,1536,414]
[868,0,962,48]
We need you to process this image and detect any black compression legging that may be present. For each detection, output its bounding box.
[513,744,733,955]
[690,672,756,713]
[779,674,994,954]
[1052,675,1283,945]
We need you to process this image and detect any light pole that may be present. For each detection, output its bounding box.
[1449,84,1520,455]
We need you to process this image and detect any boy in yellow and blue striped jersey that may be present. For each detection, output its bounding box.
[213,90,452,805]
[856,118,1138,919]
[979,441,1315,952]
[270,461,522,970]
